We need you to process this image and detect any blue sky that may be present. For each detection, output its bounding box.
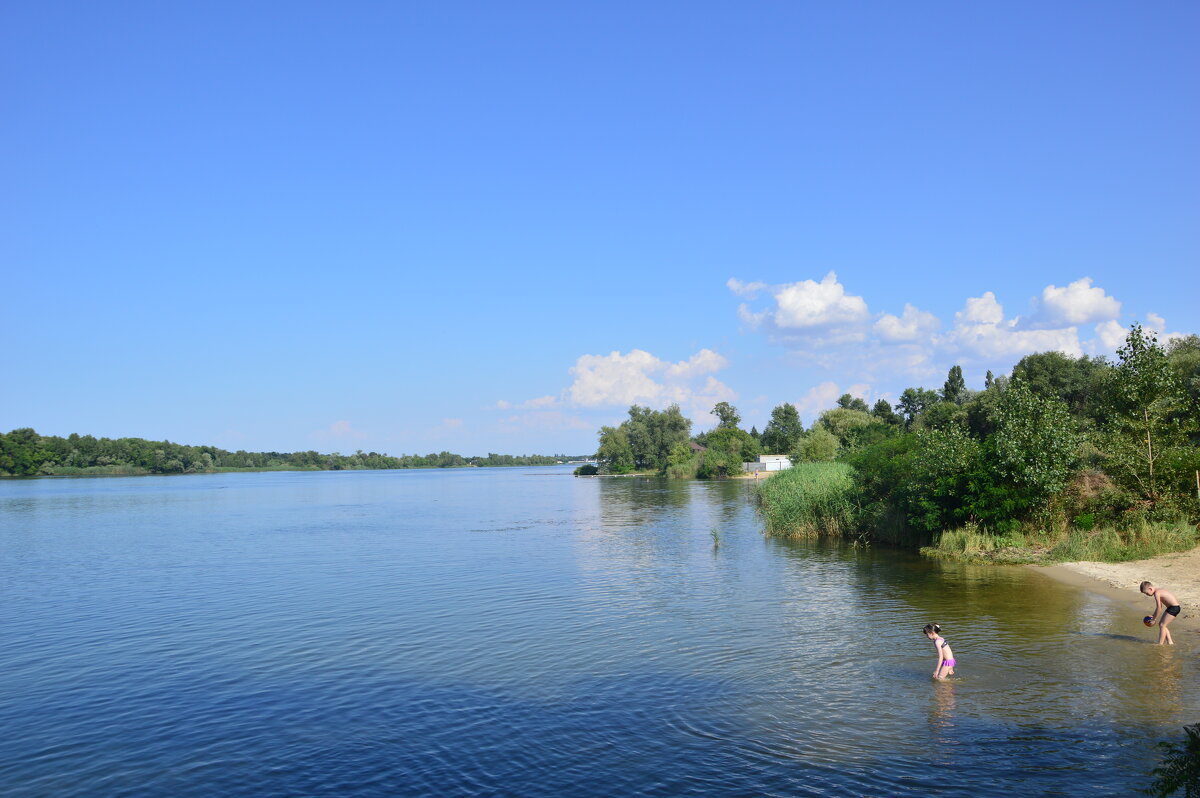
[4,2,1197,456]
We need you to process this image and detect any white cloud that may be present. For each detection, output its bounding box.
[1144,313,1189,345]
[956,292,1006,325]
[1028,277,1121,328]
[874,303,940,342]
[665,348,729,379]
[505,347,737,429]
[442,418,464,429]
[567,349,669,407]
[945,292,1082,358]
[773,272,870,329]
[794,382,842,422]
[726,278,768,298]
[1094,320,1127,350]
[731,275,1132,388]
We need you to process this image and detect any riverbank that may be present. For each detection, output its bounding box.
[1032,547,1200,645]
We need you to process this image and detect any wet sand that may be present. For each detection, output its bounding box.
[1034,546,1200,638]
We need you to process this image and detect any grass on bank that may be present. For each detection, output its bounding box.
[755,462,857,539]
[921,520,1199,564]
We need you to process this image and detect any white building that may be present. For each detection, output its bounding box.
[743,454,793,473]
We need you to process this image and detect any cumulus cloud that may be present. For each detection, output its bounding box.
[1027,277,1121,328]
[730,272,872,345]
[565,348,732,409]
[1094,319,1127,350]
[773,272,870,329]
[729,274,1156,388]
[944,292,1082,358]
[666,348,729,379]
[874,303,940,342]
[568,349,673,407]
[502,347,736,428]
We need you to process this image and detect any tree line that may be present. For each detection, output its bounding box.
[595,325,1200,541]
[0,431,585,476]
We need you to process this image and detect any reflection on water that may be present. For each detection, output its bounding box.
[0,469,1196,797]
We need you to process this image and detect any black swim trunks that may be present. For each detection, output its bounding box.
[1166,605,1181,617]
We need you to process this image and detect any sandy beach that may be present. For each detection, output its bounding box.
[1036,546,1200,638]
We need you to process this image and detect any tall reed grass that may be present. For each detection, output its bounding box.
[756,462,858,538]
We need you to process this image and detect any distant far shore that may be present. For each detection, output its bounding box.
[0,427,590,477]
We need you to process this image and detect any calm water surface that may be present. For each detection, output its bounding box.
[0,467,1196,796]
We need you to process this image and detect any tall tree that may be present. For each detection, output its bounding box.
[761,403,804,454]
[871,399,902,426]
[712,401,741,429]
[895,388,940,428]
[942,366,966,405]
[1105,324,1186,503]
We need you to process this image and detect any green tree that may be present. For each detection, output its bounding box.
[1104,324,1186,504]
[792,427,839,463]
[989,382,1080,510]
[761,403,803,454]
[836,393,870,412]
[871,399,902,426]
[902,426,983,533]
[1010,350,1108,423]
[622,404,692,472]
[895,387,941,428]
[818,408,892,451]
[596,425,634,474]
[712,401,741,429]
[697,426,759,478]
[942,365,966,405]
[918,401,967,432]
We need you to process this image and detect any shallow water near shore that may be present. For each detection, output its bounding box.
[1,467,1196,796]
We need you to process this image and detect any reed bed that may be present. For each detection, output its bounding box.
[755,462,858,539]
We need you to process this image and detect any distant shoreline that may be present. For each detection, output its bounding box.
[1,462,582,479]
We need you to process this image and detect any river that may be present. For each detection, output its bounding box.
[0,467,1195,796]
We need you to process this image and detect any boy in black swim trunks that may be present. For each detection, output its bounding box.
[1140,581,1181,645]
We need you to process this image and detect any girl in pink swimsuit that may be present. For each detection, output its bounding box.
[923,623,957,680]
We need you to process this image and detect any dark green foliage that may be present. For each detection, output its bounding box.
[818,408,894,451]
[596,425,635,473]
[1101,324,1194,505]
[761,403,804,454]
[0,429,574,476]
[836,393,870,412]
[871,399,902,426]
[918,401,967,432]
[895,387,941,428]
[695,426,759,478]
[574,464,599,476]
[597,405,692,474]
[1011,350,1108,423]
[791,427,839,462]
[1146,723,1200,798]
[942,365,966,404]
